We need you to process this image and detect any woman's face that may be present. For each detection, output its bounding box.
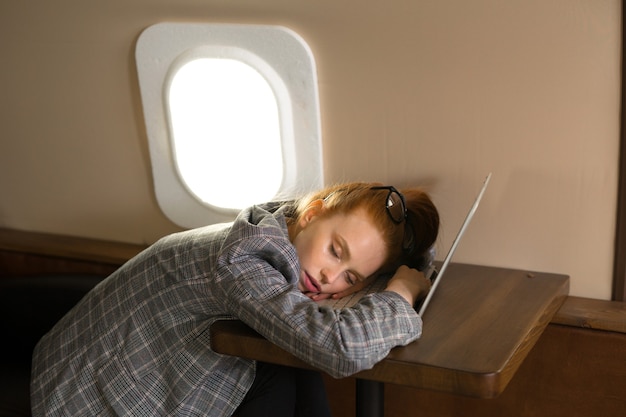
[290,203,387,297]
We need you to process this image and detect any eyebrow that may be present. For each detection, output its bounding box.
[336,234,365,281]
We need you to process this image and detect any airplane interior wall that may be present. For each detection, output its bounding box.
[0,0,621,300]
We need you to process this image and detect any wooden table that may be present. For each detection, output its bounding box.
[210,263,569,416]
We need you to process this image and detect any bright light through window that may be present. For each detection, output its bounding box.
[136,23,323,228]
[168,58,283,210]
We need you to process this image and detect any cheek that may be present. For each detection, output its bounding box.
[292,230,315,265]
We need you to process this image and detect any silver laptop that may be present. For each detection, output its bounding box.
[418,173,492,316]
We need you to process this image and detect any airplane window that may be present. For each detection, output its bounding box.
[136,23,323,228]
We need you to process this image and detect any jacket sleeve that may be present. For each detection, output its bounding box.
[217,256,422,378]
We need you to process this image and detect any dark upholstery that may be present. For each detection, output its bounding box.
[0,275,104,417]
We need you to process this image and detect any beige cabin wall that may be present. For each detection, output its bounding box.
[0,0,620,299]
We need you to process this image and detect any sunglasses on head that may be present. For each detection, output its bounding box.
[370,186,407,224]
[371,186,415,252]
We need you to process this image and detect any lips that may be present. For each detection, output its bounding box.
[302,271,320,293]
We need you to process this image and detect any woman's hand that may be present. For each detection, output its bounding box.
[384,265,431,306]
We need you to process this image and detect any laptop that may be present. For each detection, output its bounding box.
[417,172,492,316]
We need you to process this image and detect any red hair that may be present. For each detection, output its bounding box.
[291,182,439,272]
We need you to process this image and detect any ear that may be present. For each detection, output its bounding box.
[299,199,326,227]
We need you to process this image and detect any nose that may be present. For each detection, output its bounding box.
[320,266,341,284]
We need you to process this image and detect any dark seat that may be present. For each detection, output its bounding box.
[0,275,104,417]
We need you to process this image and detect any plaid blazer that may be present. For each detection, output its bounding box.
[31,203,422,416]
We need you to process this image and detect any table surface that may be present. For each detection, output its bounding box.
[210,263,569,398]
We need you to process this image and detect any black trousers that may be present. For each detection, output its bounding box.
[235,362,333,417]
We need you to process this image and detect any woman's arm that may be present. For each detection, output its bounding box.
[220,260,422,378]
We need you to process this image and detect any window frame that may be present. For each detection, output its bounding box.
[135,22,323,228]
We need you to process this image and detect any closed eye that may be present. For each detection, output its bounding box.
[330,243,355,285]
[331,236,364,286]
[345,271,356,286]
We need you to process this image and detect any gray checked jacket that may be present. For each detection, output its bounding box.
[31,202,422,416]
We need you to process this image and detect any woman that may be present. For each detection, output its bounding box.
[30,182,439,416]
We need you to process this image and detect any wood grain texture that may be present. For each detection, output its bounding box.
[0,227,145,265]
[212,263,569,398]
[375,324,626,417]
[552,296,626,333]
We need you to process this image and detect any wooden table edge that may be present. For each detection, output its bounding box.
[210,272,569,398]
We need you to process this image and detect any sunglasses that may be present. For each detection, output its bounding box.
[370,186,407,224]
[371,186,415,253]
